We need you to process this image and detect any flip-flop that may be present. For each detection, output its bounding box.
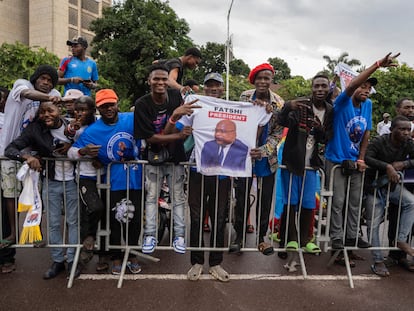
[268,232,281,242]
[302,242,321,254]
[371,262,390,277]
[258,242,274,255]
[286,241,298,252]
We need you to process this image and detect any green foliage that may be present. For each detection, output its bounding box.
[90,0,193,102]
[277,76,311,100]
[370,64,414,125]
[323,52,361,77]
[0,42,60,90]
[186,42,250,85]
[267,57,291,83]
[226,74,251,101]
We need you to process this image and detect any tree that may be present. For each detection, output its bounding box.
[267,57,291,83]
[277,76,311,100]
[323,52,361,76]
[0,42,60,90]
[370,64,414,126]
[186,42,250,84]
[90,0,193,103]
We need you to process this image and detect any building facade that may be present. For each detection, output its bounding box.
[0,0,111,58]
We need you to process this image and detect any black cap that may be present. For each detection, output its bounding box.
[66,36,88,48]
[366,77,378,86]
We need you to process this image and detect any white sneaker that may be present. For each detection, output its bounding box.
[209,265,230,282]
[187,264,203,281]
[173,237,186,254]
[142,236,157,254]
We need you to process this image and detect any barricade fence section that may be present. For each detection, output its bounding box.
[1,157,413,288]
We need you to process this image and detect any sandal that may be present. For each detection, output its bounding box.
[258,242,274,255]
[371,262,390,277]
[96,261,109,272]
[302,242,321,254]
[286,241,298,252]
[269,232,281,242]
[1,262,16,274]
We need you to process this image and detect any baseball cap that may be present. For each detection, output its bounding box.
[366,77,378,86]
[66,36,88,48]
[383,112,390,118]
[62,89,84,101]
[204,72,224,84]
[95,89,118,107]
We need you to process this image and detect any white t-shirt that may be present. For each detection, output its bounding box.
[50,124,74,181]
[179,94,271,177]
[0,79,60,155]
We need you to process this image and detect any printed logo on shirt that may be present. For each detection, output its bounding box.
[346,116,367,152]
[208,106,247,122]
[107,132,139,165]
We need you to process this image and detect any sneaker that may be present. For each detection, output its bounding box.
[187,264,203,281]
[126,261,142,274]
[208,265,229,282]
[142,236,157,254]
[173,237,186,254]
[43,262,65,280]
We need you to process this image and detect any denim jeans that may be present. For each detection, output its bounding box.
[43,179,78,263]
[144,164,186,238]
[366,184,414,262]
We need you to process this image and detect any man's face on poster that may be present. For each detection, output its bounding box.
[214,120,236,146]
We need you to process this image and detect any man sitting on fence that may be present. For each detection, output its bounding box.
[364,115,414,277]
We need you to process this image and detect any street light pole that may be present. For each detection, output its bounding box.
[226,0,234,101]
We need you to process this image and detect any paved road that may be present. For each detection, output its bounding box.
[1,240,414,311]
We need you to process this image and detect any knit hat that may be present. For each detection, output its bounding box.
[30,65,58,88]
[248,63,275,84]
[95,89,118,107]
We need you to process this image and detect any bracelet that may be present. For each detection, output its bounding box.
[356,159,365,163]
[70,77,74,83]
[78,149,85,156]
[168,117,177,125]
[376,61,380,68]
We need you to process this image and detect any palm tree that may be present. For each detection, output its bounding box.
[323,52,361,74]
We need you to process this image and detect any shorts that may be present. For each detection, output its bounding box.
[280,168,317,209]
[1,160,22,198]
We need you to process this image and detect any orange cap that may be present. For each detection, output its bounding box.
[95,89,118,107]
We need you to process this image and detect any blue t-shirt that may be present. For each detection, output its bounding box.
[325,91,372,163]
[73,113,142,191]
[59,56,99,96]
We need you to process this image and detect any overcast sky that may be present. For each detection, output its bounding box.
[167,0,413,78]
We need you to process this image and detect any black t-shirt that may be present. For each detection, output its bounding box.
[134,88,186,163]
[165,58,184,84]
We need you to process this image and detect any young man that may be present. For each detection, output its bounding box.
[365,116,414,277]
[278,74,333,253]
[230,63,284,255]
[173,73,231,282]
[69,89,143,275]
[58,36,98,96]
[325,53,399,258]
[164,47,201,93]
[0,65,61,249]
[5,101,78,279]
[134,64,197,254]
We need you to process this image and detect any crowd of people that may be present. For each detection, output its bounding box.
[0,37,413,282]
